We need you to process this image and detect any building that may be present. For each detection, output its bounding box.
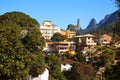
[40,20,61,40]
[114,41,120,48]
[60,29,66,36]
[55,41,76,54]
[60,29,76,38]
[44,41,76,54]
[75,34,97,50]
[61,59,74,71]
[65,30,76,38]
[98,34,112,46]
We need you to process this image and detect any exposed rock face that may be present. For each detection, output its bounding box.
[86,18,97,29]
[82,10,120,33]
[98,14,111,27]
[97,10,120,27]
[76,19,81,31]
[76,18,83,32]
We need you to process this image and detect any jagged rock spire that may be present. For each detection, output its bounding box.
[76,18,81,31]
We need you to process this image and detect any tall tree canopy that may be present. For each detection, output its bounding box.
[67,62,95,80]
[45,54,66,80]
[0,12,45,80]
[51,32,67,42]
[66,24,76,31]
[104,61,120,80]
[101,49,116,66]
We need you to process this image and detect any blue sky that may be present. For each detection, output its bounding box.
[0,0,118,29]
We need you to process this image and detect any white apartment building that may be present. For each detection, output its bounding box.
[40,20,61,40]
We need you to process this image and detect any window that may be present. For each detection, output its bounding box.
[88,37,90,39]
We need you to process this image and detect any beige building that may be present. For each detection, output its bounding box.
[40,20,61,40]
[45,41,76,54]
[60,29,66,36]
[75,34,97,50]
[98,34,112,46]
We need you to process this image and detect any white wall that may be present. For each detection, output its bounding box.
[32,68,49,80]
[61,64,72,71]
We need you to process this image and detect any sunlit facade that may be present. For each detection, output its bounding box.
[40,20,61,40]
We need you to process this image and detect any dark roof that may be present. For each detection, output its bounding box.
[62,59,74,64]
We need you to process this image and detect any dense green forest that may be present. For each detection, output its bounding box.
[0,12,45,80]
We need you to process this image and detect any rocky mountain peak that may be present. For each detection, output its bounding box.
[98,14,111,26]
[87,18,97,29]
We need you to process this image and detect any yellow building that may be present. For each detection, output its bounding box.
[65,30,76,38]
[60,30,76,39]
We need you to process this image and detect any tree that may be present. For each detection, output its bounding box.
[75,51,86,63]
[100,49,116,66]
[29,53,45,77]
[0,12,45,79]
[45,54,66,80]
[0,22,30,80]
[104,61,120,80]
[51,32,67,42]
[66,24,76,31]
[67,62,95,80]
[103,1,120,79]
